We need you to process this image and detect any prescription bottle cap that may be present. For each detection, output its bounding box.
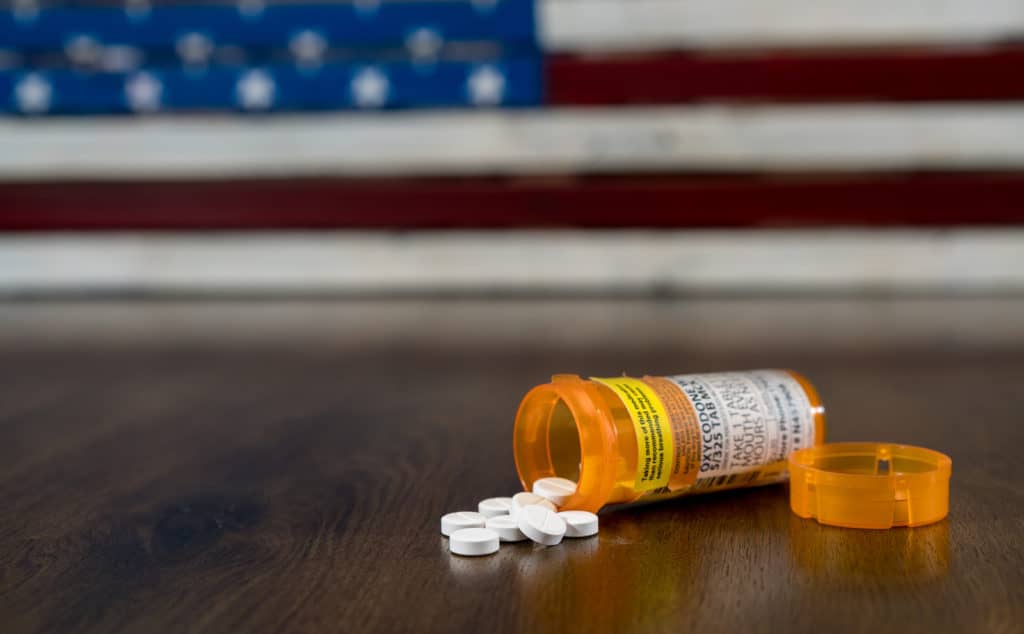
[788,442,951,529]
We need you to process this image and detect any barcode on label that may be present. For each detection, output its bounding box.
[694,470,762,490]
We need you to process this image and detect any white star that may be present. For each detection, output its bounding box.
[467,65,505,106]
[236,70,275,110]
[237,0,265,19]
[350,67,389,109]
[65,34,102,67]
[15,73,52,114]
[289,30,327,66]
[405,28,443,63]
[101,45,143,72]
[13,0,39,22]
[125,0,151,20]
[176,32,214,66]
[125,72,162,112]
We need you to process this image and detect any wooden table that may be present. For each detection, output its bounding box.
[1,299,1022,633]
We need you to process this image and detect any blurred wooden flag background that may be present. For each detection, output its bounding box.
[1,0,1022,293]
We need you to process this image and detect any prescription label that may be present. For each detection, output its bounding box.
[644,376,702,490]
[667,370,817,491]
[592,377,675,491]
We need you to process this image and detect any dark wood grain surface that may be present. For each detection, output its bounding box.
[1,298,1022,634]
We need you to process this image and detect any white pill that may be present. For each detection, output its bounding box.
[511,492,556,517]
[440,511,486,537]
[449,528,500,556]
[558,510,599,537]
[485,515,527,542]
[517,504,566,546]
[532,477,577,506]
[478,497,514,518]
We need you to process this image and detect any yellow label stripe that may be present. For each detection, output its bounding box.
[592,377,674,491]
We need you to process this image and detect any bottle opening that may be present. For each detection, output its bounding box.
[548,398,582,482]
[513,375,620,512]
[513,382,592,503]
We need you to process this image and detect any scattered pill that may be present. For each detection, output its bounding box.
[485,515,527,542]
[443,489,596,557]
[478,497,514,518]
[511,491,556,517]
[532,477,577,506]
[449,528,500,556]
[441,511,486,537]
[517,504,567,546]
[558,510,599,538]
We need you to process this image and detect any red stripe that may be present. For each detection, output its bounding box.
[3,173,1024,230]
[548,46,1024,104]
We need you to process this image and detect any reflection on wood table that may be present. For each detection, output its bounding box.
[0,299,1021,634]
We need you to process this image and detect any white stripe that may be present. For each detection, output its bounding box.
[541,0,1024,51]
[4,105,1024,180]
[2,230,1023,294]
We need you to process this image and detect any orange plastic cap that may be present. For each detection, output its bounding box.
[788,442,951,529]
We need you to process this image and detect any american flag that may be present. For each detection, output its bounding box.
[2,0,1024,229]
[0,0,540,113]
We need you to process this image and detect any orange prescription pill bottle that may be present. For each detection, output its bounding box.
[513,370,826,513]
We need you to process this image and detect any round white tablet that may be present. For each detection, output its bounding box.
[532,477,577,506]
[477,497,514,518]
[485,515,527,542]
[440,511,486,537]
[511,492,556,518]
[517,504,566,546]
[449,528,500,556]
[558,510,599,537]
